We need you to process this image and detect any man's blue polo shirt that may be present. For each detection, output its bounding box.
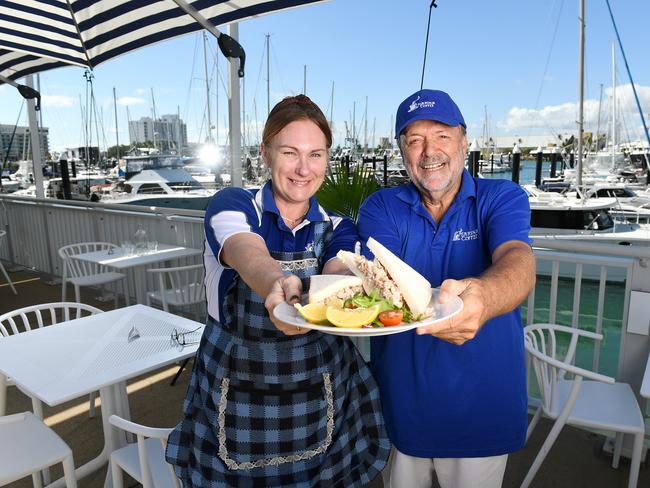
[357,170,532,458]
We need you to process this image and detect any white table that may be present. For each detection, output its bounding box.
[0,304,204,487]
[71,243,202,304]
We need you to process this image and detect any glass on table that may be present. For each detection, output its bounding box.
[121,241,136,256]
[146,241,159,253]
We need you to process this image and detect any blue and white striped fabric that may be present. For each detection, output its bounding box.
[0,0,327,82]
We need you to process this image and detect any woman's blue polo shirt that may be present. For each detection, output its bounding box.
[357,170,532,458]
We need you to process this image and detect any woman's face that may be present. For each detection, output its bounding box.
[262,119,329,210]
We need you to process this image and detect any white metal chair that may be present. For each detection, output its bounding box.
[146,264,205,318]
[0,411,76,487]
[522,323,645,488]
[58,242,128,308]
[109,414,180,488]
[146,264,205,385]
[0,302,103,419]
[0,230,16,295]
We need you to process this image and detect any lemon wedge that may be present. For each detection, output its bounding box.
[294,303,329,324]
[325,305,380,328]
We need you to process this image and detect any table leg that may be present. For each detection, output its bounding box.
[44,386,118,488]
[133,266,146,304]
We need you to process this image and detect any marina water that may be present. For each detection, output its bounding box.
[483,160,625,377]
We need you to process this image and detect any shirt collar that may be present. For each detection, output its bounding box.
[262,180,327,222]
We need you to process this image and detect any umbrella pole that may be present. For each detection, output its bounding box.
[228,23,243,188]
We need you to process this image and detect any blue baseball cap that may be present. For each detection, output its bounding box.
[395,89,466,138]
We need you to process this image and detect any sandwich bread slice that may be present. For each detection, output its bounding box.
[308,274,363,306]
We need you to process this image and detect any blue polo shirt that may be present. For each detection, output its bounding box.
[357,170,532,458]
[203,181,358,322]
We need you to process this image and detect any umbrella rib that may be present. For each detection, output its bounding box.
[169,0,224,40]
[64,0,94,69]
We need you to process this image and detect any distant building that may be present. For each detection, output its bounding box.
[465,133,576,153]
[378,137,392,149]
[128,114,187,150]
[65,146,100,166]
[0,124,49,162]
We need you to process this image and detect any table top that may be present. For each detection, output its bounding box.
[0,304,204,406]
[641,353,650,399]
[71,243,202,269]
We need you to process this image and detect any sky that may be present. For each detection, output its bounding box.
[1,0,650,153]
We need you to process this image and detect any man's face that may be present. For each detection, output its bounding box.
[400,119,467,204]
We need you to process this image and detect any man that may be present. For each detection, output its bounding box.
[357,89,536,488]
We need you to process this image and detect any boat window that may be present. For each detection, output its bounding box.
[594,210,614,230]
[531,210,584,229]
[531,209,615,231]
[613,188,635,198]
[169,181,203,191]
[137,183,166,194]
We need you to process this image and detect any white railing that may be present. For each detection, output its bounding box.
[527,247,634,375]
[1,195,648,408]
[0,194,204,301]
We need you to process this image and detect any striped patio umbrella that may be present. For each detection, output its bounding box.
[0,0,327,83]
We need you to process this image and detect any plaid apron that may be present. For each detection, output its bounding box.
[166,221,390,487]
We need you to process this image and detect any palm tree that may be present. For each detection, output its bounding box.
[316,162,379,223]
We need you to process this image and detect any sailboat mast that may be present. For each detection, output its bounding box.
[604,0,650,153]
[202,32,213,143]
[596,83,603,150]
[576,0,585,191]
[266,33,270,117]
[303,65,307,95]
[216,48,219,145]
[329,81,334,128]
[113,87,120,159]
[177,105,182,156]
[611,41,616,168]
[364,96,368,152]
[150,87,159,152]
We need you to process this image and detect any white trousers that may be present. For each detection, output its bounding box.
[388,448,508,488]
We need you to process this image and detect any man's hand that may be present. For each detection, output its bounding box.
[265,274,310,336]
[416,278,487,345]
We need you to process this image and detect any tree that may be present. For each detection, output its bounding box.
[106,144,132,159]
[316,162,378,223]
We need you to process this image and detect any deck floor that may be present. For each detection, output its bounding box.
[1,266,648,487]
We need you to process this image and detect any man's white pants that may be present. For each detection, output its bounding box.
[388,448,508,488]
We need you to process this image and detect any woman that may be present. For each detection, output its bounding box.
[166,95,390,487]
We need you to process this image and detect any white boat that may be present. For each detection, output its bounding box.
[101,168,216,209]
[525,185,628,236]
[570,183,650,223]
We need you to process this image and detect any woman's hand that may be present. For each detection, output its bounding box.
[265,274,311,336]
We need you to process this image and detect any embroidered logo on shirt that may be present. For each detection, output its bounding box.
[305,241,315,252]
[453,228,478,242]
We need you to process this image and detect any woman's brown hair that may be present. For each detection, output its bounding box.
[262,95,332,148]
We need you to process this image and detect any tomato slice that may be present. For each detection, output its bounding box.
[378,310,403,326]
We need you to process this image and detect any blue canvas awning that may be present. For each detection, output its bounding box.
[0,0,327,82]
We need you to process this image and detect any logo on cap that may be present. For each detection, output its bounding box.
[407,96,436,113]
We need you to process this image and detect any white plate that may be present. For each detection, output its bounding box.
[273,288,464,337]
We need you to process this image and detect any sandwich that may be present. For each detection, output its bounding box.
[308,274,363,306]
[337,237,433,319]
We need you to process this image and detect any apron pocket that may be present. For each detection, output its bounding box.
[216,372,335,471]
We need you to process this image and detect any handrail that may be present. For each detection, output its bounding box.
[533,236,650,259]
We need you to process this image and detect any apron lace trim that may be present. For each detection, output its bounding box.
[217,373,335,470]
[278,258,319,272]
